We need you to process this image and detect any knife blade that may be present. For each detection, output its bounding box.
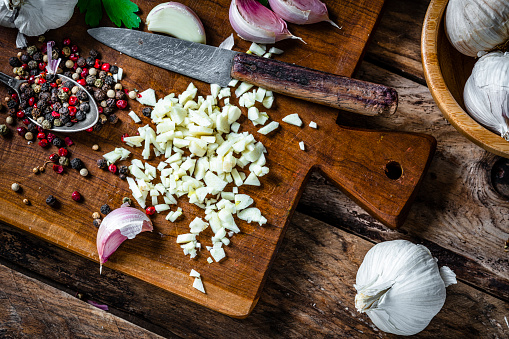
[88,27,397,116]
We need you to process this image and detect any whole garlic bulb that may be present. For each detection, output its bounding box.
[354,240,456,336]
[464,51,509,140]
[445,0,509,57]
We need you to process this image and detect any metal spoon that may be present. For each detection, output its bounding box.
[0,71,98,133]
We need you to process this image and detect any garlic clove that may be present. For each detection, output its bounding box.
[463,51,509,140]
[14,0,78,36]
[268,0,340,28]
[146,2,206,44]
[229,0,304,44]
[445,0,509,57]
[96,206,153,273]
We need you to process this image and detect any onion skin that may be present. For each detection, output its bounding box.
[96,206,153,271]
[267,0,339,27]
[229,0,301,44]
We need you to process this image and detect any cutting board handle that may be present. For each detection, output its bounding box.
[315,125,436,228]
[231,53,398,117]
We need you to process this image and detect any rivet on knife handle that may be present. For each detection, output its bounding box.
[231,53,398,116]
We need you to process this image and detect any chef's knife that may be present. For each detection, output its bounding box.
[88,27,397,116]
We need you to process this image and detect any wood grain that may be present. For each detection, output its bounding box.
[0,263,163,338]
[1,214,509,338]
[231,53,398,116]
[0,0,424,318]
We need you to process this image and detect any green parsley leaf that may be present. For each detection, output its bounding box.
[77,0,140,29]
[103,0,141,29]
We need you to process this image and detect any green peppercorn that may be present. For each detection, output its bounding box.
[0,124,8,136]
[62,46,71,58]
[32,84,41,93]
[94,78,104,88]
[26,45,37,56]
[38,35,45,43]
[41,119,51,130]
[53,119,62,127]
[59,156,70,167]
[15,67,25,76]
[57,90,69,101]
[122,197,132,205]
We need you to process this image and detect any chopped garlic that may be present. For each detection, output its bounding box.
[228,79,239,87]
[282,113,302,127]
[268,47,284,54]
[299,141,305,151]
[155,204,170,212]
[262,95,274,109]
[248,42,266,56]
[235,82,254,97]
[193,277,205,293]
[128,110,142,123]
[257,121,279,135]
[207,257,213,264]
[137,88,157,106]
[309,121,318,129]
[190,269,200,278]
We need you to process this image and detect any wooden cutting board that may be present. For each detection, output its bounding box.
[0,0,435,317]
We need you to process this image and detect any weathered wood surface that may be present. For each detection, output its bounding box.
[1,0,509,336]
[0,262,164,338]
[2,213,509,338]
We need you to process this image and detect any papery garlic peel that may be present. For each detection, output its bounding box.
[445,0,509,57]
[229,0,303,44]
[268,0,339,28]
[96,205,153,273]
[146,2,206,44]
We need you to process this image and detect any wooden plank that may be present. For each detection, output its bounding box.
[0,0,438,318]
[300,60,509,301]
[0,263,163,338]
[1,213,508,337]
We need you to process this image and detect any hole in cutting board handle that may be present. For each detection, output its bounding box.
[385,161,403,180]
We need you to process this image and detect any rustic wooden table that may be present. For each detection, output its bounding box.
[1,0,509,337]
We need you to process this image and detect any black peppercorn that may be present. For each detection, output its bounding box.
[70,158,84,170]
[100,204,112,215]
[52,101,62,111]
[61,115,70,124]
[20,53,31,64]
[85,74,96,85]
[31,107,41,119]
[108,114,118,124]
[29,69,39,76]
[27,122,37,133]
[46,74,56,82]
[7,100,18,109]
[76,111,86,121]
[97,158,107,169]
[93,122,102,131]
[45,195,57,207]
[104,75,114,85]
[103,107,113,115]
[101,84,111,92]
[89,49,99,58]
[119,173,127,180]
[77,57,86,67]
[86,56,95,67]
[19,82,30,91]
[52,137,64,148]
[93,219,101,228]
[76,90,88,101]
[109,65,118,74]
[19,100,28,110]
[142,107,152,117]
[63,71,73,78]
[105,98,116,108]
[118,165,128,175]
[28,60,37,70]
[32,52,43,62]
[9,57,21,67]
[98,70,107,79]
[40,82,50,93]
[79,102,90,112]
[65,121,74,127]
[94,89,106,101]
[115,90,126,100]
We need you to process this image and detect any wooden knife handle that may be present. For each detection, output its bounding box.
[315,125,436,228]
[231,53,398,116]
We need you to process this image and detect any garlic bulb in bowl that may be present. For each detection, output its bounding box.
[464,51,509,140]
[445,0,509,57]
[354,240,456,336]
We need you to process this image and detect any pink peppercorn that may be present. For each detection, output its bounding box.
[58,148,68,157]
[38,139,48,147]
[145,206,156,216]
[108,164,117,173]
[16,126,27,137]
[71,191,81,202]
[64,137,74,146]
[63,38,71,46]
[86,127,94,132]
[116,100,127,109]
[46,133,56,142]
[52,164,64,174]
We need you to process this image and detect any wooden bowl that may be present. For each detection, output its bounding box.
[421,0,509,157]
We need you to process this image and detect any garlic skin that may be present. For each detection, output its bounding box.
[445,0,509,57]
[96,205,153,273]
[354,240,456,336]
[464,51,509,140]
[0,0,78,48]
[267,0,339,28]
[229,0,303,44]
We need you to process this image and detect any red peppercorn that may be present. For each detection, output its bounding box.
[108,164,117,173]
[123,89,129,94]
[33,103,37,109]
[68,96,78,106]
[28,75,35,84]
[71,191,81,202]
[101,63,110,72]
[137,93,142,98]
[46,133,56,142]
[77,79,86,86]
[37,126,44,133]
[37,132,45,139]
[38,139,48,147]
[86,127,94,132]
[28,97,35,106]
[71,45,79,53]
[69,54,79,62]
[98,107,103,114]
[58,148,68,157]
[50,82,58,88]
[21,64,28,71]
[62,87,69,92]
[116,100,127,110]
[38,62,45,70]
[16,110,25,119]
[146,206,156,216]
[11,93,18,101]
[64,137,74,146]
[68,106,77,116]
[22,118,29,125]
[49,153,59,162]
[63,38,71,46]
[52,164,64,174]
[80,68,88,77]
[16,126,27,136]
[121,133,129,142]
[38,78,46,84]
[51,111,60,118]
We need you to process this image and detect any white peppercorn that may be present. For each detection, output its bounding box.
[114,83,122,90]
[80,168,89,177]
[89,68,97,76]
[128,91,136,99]
[107,89,115,98]
[11,183,20,192]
